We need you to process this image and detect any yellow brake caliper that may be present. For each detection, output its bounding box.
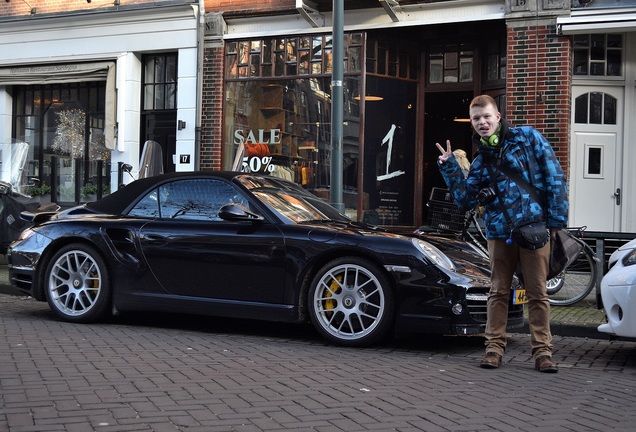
[324,274,343,317]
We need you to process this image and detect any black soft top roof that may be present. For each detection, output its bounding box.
[85,171,240,215]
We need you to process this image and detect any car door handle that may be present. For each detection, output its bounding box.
[142,234,168,246]
[614,188,621,206]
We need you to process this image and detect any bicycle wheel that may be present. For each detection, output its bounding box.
[546,276,564,295]
[548,247,596,306]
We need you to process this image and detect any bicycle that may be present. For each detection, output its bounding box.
[419,188,598,306]
[544,226,599,306]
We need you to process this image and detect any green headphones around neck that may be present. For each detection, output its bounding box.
[480,123,502,147]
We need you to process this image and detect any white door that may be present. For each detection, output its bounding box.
[570,86,623,232]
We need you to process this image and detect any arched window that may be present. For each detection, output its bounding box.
[574,92,617,125]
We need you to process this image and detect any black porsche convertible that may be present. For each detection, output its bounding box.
[7,171,524,346]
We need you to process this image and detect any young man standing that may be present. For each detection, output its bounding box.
[436,95,568,373]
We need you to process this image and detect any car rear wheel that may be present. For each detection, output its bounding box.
[308,257,395,347]
[44,244,111,323]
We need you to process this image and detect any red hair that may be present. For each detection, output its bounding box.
[469,95,498,111]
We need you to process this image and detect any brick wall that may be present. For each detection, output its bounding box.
[200,46,224,171]
[206,0,295,13]
[0,0,165,17]
[506,24,572,176]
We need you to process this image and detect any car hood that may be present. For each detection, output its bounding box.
[300,219,491,277]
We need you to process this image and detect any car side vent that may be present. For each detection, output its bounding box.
[105,228,141,266]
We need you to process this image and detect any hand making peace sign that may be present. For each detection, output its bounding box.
[435,140,452,164]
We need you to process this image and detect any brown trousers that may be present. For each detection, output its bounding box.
[486,239,553,358]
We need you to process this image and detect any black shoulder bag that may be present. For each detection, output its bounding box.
[484,161,549,250]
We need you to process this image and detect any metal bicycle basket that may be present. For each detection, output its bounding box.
[426,187,465,232]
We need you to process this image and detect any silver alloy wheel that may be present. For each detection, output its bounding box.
[48,249,103,317]
[312,263,385,342]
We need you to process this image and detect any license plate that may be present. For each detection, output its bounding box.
[513,289,528,305]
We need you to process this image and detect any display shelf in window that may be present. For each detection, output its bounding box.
[260,84,284,108]
[257,84,302,158]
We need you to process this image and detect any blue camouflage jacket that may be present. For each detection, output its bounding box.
[437,120,568,240]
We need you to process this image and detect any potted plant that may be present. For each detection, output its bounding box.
[27,182,52,202]
[81,182,98,200]
[102,184,111,197]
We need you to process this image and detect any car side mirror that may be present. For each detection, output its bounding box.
[0,181,11,195]
[218,203,264,222]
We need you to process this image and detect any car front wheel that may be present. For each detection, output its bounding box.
[44,244,111,323]
[308,257,395,347]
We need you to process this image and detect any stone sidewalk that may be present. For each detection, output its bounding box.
[1,293,635,432]
[0,256,632,432]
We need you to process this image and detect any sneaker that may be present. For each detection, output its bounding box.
[535,355,558,373]
[480,352,502,369]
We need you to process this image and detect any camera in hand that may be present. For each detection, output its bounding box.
[477,187,496,204]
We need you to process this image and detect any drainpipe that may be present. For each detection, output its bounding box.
[330,0,344,212]
[195,0,205,171]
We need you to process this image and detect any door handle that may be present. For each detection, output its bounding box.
[142,234,168,246]
[614,188,621,205]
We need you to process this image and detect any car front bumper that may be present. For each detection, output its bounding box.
[598,280,636,338]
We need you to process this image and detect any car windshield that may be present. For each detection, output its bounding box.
[237,175,349,224]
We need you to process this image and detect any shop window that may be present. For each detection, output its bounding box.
[225,33,361,79]
[223,77,362,219]
[311,36,323,74]
[362,77,416,226]
[366,37,418,80]
[573,34,622,77]
[428,44,473,84]
[143,53,177,110]
[485,39,506,82]
[226,41,239,77]
[11,82,110,203]
[574,92,617,125]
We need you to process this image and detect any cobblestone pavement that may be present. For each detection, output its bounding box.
[1,294,636,432]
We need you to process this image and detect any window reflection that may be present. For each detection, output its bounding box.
[223,32,418,225]
[574,92,617,125]
[428,44,473,84]
[574,94,588,123]
[604,94,617,124]
[129,179,247,221]
[587,147,602,176]
[573,34,623,77]
[227,34,361,80]
[144,54,177,110]
[12,82,110,204]
[590,92,602,124]
[225,78,356,186]
[224,76,361,219]
[252,191,324,223]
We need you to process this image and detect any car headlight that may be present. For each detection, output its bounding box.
[17,228,36,242]
[412,238,455,271]
[622,249,636,267]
